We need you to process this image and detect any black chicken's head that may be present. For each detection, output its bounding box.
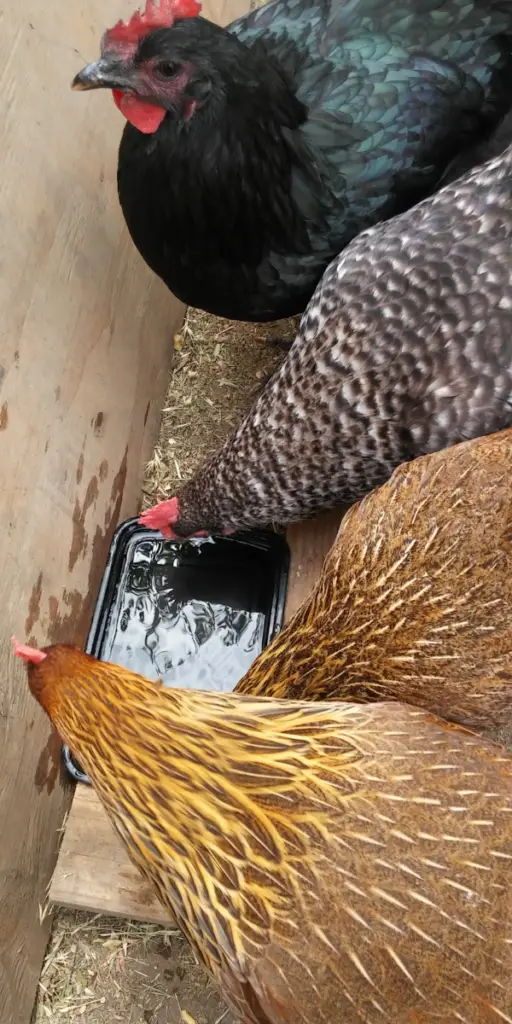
[72,2,256,135]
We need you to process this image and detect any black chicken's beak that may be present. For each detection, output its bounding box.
[72,58,132,92]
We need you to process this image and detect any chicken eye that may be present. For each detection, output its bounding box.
[156,61,180,79]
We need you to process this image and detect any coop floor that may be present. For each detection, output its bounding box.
[34,308,298,1024]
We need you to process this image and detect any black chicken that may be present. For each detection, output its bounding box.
[73,0,512,323]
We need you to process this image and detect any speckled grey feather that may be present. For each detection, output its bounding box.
[171,128,512,535]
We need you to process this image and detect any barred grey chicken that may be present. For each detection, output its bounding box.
[141,119,512,538]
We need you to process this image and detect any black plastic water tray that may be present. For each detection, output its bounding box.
[63,517,290,784]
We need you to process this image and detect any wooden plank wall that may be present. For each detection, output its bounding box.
[0,0,246,1020]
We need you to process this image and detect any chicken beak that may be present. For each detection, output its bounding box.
[72,58,131,92]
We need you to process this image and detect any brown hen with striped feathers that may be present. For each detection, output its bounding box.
[237,427,512,744]
[20,643,512,1024]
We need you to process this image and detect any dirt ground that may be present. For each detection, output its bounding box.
[33,307,297,1024]
[35,911,235,1024]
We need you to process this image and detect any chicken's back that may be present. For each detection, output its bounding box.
[227,704,512,1024]
[232,0,512,235]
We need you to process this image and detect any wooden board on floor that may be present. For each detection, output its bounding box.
[51,786,173,925]
[49,509,342,923]
[284,508,341,619]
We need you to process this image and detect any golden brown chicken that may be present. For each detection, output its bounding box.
[237,427,512,742]
[18,642,512,1024]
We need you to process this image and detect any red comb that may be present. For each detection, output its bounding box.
[138,498,209,539]
[106,0,201,45]
[139,497,180,538]
[11,636,47,664]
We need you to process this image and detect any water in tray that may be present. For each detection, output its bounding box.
[100,535,268,691]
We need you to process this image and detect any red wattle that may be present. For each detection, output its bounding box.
[112,90,166,134]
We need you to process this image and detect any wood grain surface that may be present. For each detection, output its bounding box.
[0,2,186,1019]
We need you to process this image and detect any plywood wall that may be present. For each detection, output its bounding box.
[0,0,249,1019]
